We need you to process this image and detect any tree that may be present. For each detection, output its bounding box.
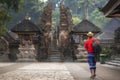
[52,7,60,25]
[64,0,77,14]
[90,9,111,28]
[76,0,110,28]
[0,0,23,12]
[31,0,47,12]
[72,16,81,25]
[6,0,46,29]
[0,6,11,25]
[0,0,23,35]
[0,7,11,35]
[56,0,110,28]
[77,0,101,20]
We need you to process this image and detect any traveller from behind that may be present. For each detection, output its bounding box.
[84,31,99,79]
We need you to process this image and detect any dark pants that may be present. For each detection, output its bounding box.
[88,52,96,70]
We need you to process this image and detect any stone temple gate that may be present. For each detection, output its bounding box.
[8,2,74,62]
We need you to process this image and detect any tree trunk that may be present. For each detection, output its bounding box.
[84,0,89,20]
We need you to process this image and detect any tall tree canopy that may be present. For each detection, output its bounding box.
[0,0,23,35]
[0,0,112,34]
[6,0,46,29]
[0,0,23,12]
[62,0,110,28]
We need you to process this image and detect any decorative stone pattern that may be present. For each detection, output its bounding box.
[17,44,36,59]
[0,63,74,80]
[0,70,74,80]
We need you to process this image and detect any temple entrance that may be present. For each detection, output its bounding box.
[9,2,75,62]
[36,2,74,62]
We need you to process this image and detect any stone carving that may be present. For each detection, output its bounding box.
[17,40,36,61]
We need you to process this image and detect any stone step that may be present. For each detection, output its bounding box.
[49,57,73,62]
[50,50,61,52]
[111,60,120,63]
[48,56,62,62]
[49,55,61,58]
[106,62,120,67]
[75,58,88,62]
[49,52,61,55]
[49,59,62,62]
[49,53,61,56]
[49,55,61,57]
[51,50,60,52]
[115,58,120,61]
[49,56,61,59]
[64,57,73,62]
[48,48,73,62]
[105,57,120,67]
[76,54,87,57]
[49,58,62,60]
[16,58,37,62]
[105,58,120,67]
[50,52,60,54]
[48,49,62,62]
[49,53,61,55]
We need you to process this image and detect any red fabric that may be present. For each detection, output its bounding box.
[84,38,98,52]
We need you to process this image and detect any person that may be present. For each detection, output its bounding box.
[84,32,99,79]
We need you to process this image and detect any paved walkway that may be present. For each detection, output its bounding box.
[0,62,120,80]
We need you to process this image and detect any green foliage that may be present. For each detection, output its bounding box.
[0,0,23,12]
[0,26,7,35]
[6,0,46,29]
[31,0,46,12]
[74,0,100,19]
[72,16,81,25]
[0,7,11,25]
[77,0,100,9]
[0,0,113,33]
[100,46,112,58]
[62,0,110,28]
[90,9,111,28]
[0,6,11,35]
[0,0,23,35]
[102,46,110,54]
[64,0,78,14]
[52,8,60,25]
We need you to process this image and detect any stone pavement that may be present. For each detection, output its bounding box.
[0,62,120,80]
[0,63,74,80]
